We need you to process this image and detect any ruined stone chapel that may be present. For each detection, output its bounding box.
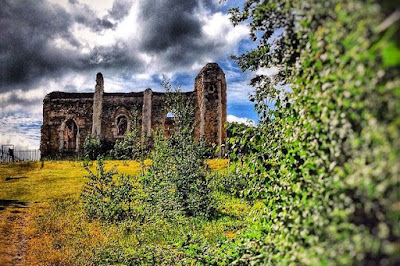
[40,63,227,158]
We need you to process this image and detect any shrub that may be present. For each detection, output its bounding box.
[210,169,249,198]
[218,0,400,264]
[111,131,141,160]
[141,130,215,219]
[83,134,103,160]
[80,158,140,221]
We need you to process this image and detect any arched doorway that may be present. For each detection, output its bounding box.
[164,111,175,137]
[116,115,128,136]
[64,119,78,151]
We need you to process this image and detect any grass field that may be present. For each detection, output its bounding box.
[0,160,148,264]
[0,160,150,202]
[0,159,246,265]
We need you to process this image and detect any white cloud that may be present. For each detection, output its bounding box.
[113,0,140,39]
[0,134,39,150]
[0,115,41,149]
[255,66,279,77]
[1,0,258,150]
[200,11,249,54]
[227,80,253,103]
[227,114,254,126]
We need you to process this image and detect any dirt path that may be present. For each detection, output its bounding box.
[0,201,31,265]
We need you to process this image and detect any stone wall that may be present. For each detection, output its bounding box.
[40,92,94,158]
[101,92,144,141]
[40,63,227,158]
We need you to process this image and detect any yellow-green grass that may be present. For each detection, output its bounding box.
[0,159,235,264]
[0,159,228,203]
[0,160,151,202]
[207,158,230,172]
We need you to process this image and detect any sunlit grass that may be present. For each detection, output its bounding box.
[0,159,237,264]
[0,159,227,203]
[206,158,229,172]
[0,159,151,202]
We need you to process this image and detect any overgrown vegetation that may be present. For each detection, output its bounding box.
[219,0,400,264]
[0,159,233,265]
[80,159,139,221]
[111,110,150,160]
[81,78,216,220]
[83,134,103,160]
[84,110,149,161]
[142,78,215,218]
[2,0,399,264]
[75,78,228,263]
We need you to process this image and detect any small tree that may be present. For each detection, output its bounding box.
[140,77,215,218]
[80,158,139,221]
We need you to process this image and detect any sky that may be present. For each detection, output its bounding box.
[0,0,270,149]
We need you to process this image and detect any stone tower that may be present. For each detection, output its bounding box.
[92,72,104,138]
[194,63,227,156]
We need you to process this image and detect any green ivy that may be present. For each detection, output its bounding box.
[222,0,399,264]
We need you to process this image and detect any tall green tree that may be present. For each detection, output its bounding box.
[226,0,400,264]
[140,78,215,219]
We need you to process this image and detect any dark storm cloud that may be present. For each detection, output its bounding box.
[7,93,40,105]
[0,0,77,89]
[65,0,133,32]
[86,42,141,68]
[69,0,115,31]
[137,0,222,67]
[0,0,236,95]
[108,0,134,21]
[139,0,202,52]
[0,0,140,92]
[70,0,133,31]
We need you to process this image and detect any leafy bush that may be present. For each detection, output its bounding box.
[80,158,140,221]
[217,0,400,264]
[141,130,215,219]
[111,131,141,160]
[83,134,103,160]
[209,168,248,198]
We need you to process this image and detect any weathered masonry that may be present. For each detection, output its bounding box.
[40,63,227,158]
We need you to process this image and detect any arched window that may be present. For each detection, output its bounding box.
[166,111,174,118]
[164,111,175,136]
[208,84,216,93]
[64,119,78,151]
[165,111,175,124]
[116,115,128,136]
